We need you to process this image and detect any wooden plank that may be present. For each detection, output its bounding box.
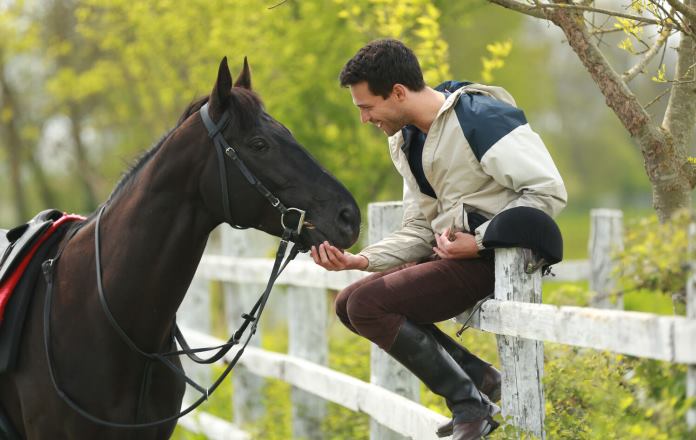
[288,285,328,439]
[177,273,211,404]
[198,256,587,289]
[549,259,589,282]
[198,255,367,290]
[178,410,250,440]
[367,202,419,440]
[220,227,272,428]
[179,328,450,440]
[494,248,545,439]
[471,300,696,363]
[588,209,624,308]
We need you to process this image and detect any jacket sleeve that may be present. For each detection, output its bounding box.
[473,123,567,250]
[358,181,435,272]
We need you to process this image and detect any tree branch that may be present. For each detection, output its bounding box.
[486,0,548,20]
[623,27,671,82]
[666,0,696,24]
[491,0,681,27]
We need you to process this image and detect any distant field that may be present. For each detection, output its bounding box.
[555,207,654,260]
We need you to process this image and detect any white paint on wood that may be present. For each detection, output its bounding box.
[494,248,545,439]
[198,256,587,290]
[549,259,589,282]
[198,255,367,290]
[367,202,419,440]
[179,328,450,440]
[178,409,250,440]
[457,300,696,364]
[687,223,696,429]
[589,209,624,309]
[178,273,211,404]
[288,285,328,439]
[220,227,272,427]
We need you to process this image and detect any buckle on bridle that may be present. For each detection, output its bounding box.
[281,207,306,237]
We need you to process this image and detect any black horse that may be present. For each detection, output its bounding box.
[0,58,360,439]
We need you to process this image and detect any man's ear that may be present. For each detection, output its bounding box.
[392,83,408,101]
[233,56,252,90]
[209,57,233,111]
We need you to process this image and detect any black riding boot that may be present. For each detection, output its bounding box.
[424,325,502,438]
[387,320,498,440]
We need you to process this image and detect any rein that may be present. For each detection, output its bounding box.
[40,102,307,428]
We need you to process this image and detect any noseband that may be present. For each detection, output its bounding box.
[39,101,309,429]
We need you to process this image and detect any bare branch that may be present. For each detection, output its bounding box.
[489,0,685,31]
[487,0,548,19]
[644,86,671,109]
[666,0,696,24]
[268,0,289,9]
[623,27,671,82]
[539,2,675,27]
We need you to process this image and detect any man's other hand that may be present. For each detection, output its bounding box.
[310,241,368,271]
[433,229,479,259]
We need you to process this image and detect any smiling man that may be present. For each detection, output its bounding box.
[310,39,567,440]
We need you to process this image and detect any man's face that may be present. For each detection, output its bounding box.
[349,81,407,137]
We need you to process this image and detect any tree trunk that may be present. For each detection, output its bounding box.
[547,4,693,221]
[1,68,28,223]
[26,150,57,208]
[68,105,98,212]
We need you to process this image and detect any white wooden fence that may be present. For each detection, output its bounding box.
[176,204,696,439]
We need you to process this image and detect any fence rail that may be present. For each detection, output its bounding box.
[172,205,696,439]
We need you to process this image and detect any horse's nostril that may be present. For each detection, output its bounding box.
[338,207,356,225]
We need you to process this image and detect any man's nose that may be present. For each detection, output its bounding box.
[360,109,369,124]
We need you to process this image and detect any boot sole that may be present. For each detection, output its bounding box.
[435,403,500,438]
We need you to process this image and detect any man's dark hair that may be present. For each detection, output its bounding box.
[339,39,426,98]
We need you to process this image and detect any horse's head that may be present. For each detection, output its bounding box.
[198,58,360,250]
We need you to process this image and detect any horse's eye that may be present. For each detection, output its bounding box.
[249,138,268,152]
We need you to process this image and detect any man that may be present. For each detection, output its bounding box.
[310,39,566,439]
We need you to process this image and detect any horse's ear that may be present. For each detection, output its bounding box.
[210,57,233,110]
[233,56,252,90]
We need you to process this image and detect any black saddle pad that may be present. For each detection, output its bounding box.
[0,224,69,374]
[0,210,62,286]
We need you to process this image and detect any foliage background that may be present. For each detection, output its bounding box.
[1,0,695,438]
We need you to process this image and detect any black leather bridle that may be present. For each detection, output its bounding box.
[40,101,308,428]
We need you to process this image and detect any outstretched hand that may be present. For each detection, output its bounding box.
[433,229,479,259]
[310,241,368,271]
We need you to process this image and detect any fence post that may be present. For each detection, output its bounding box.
[368,202,420,440]
[588,209,624,309]
[687,222,696,429]
[288,283,328,439]
[495,248,545,439]
[221,227,273,428]
[178,271,211,404]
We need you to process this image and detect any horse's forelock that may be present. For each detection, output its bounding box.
[229,88,264,130]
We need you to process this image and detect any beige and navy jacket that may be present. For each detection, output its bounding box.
[359,81,567,272]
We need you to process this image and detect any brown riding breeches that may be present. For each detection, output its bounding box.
[334,256,495,350]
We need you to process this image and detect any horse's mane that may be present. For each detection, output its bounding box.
[106,88,264,205]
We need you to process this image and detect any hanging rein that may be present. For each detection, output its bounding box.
[40,102,308,428]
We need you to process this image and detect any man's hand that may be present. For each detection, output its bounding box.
[310,241,368,271]
[433,229,479,259]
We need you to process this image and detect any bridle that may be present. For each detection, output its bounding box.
[40,101,309,428]
[199,101,307,241]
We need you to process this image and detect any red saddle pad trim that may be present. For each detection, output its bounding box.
[0,214,85,323]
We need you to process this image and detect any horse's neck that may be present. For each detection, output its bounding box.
[90,130,216,350]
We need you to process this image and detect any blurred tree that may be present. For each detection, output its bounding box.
[37,0,453,224]
[0,1,56,223]
[485,0,696,221]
